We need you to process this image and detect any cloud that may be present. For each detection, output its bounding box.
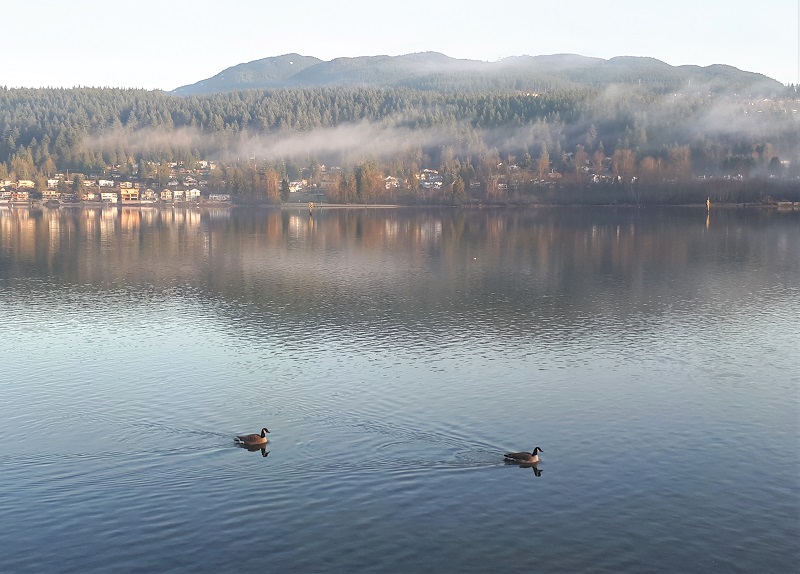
[84,120,470,164]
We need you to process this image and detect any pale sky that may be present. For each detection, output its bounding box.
[4,0,798,90]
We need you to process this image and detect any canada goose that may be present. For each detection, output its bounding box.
[234,428,270,445]
[504,446,543,464]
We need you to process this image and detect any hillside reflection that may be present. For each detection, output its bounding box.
[0,205,796,335]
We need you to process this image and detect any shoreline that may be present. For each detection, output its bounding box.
[3,201,798,212]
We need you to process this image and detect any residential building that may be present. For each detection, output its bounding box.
[140,188,158,202]
[121,188,140,203]
[101,191,119,203]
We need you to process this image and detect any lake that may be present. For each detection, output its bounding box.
[0,204,797,573]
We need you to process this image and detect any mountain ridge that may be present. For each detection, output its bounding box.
[171,52,783,96]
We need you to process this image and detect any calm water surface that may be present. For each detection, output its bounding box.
[0,205,797,573]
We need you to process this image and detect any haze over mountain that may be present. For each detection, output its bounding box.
[171,52,783,96]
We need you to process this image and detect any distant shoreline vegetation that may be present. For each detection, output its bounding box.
[274,178,800,207]
[0,73,797,206]
[5,179,798,209]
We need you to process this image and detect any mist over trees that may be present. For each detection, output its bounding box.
[0,80,797,203]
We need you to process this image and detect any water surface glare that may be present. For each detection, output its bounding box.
[1,205,798,572]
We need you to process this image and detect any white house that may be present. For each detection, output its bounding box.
[140,188,158,202]
[101,191,118,203]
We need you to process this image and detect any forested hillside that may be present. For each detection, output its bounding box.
[0,80,797,203]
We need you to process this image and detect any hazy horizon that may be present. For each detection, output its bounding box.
[5,0,798,90]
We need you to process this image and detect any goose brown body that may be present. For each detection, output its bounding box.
[234,427,270,445]
[503,446,543,464]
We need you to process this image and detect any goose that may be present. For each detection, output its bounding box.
[504,446,543,464]
[234,428,270,446]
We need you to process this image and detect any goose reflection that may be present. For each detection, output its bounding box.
[524,463,543,477]
[237,443,270,457]
[504,459,542,476]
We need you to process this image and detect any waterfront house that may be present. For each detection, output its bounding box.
[160,189,173,202]
[101,191,119,204]
[121,187,140,203]
[140,188,158,202]
[186,188,201,202]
